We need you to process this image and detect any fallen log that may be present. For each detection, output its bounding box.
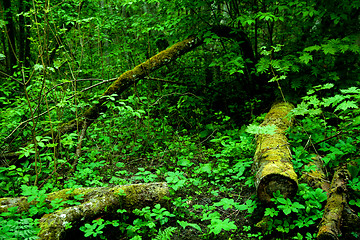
[317,163,360,240]
[298,156,360,238]
[253,102,298,203]
[299,155,330,192]
[317,165,349,240]
[0,182,169,240]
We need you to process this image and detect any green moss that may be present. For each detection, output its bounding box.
[254,102,298,202]
[37,183,169,240]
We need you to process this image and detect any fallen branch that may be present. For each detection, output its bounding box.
[298,156,360,238]
[2,35,203,161]
[0,183,169,240]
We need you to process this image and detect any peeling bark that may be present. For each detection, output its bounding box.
[253,102,298,203]
[0,183,169,240]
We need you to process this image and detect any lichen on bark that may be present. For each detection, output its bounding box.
[253,102,298,203]
[1,183,169,240]
[38,182,169,240]
[317,165,350,240]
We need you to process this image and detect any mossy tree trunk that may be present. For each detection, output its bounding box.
[299,157,360,239]
[0,182,169,240]
[317,165,351,240]
[253,102,298,203]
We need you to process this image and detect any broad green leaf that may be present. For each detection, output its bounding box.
[335,101,358,112]
[304,45,321,52]
[322,44,337,55]
[299,52,313,64]
[177,220,202,232]
[246,124,277,135]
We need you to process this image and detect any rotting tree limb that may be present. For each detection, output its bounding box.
[0,183,169,240]
[317,164,354,240]
[252,102,298,203]
[299,156,360,238]
[299,155,330,192]
[2,35,203,161]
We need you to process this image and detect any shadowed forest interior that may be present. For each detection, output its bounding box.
[0,0,360,239]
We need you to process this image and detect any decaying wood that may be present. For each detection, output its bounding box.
[253,102,298,203]
[299,156,360,238]
[299,155,330,192]
[0,182,169,240]
[2,35,203,161]
[342,202,360,234]
[317,165,350,240]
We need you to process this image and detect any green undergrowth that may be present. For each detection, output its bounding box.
[1,84,360,240]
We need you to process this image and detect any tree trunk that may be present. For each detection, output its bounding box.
[2,0,17,74]
[299,155,330,192]
[299,156,360,238]
[53,35,203,143]
[253,102,298,203]
[317,164,351,240]
[0,182,169,240]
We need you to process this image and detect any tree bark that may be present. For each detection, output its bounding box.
[0,182,169,240]
[299,156,360,238]
[2,0,17,73]
[299,155,330,192]
[317,164,352,240]
[253,102,298,203]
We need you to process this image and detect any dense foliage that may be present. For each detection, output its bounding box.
[0,0,359,239]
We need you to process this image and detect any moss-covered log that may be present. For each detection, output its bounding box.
[1,182,169,240]
[298,157,360,238]
[2,35,203,161]
[317,165,352,240]
[253,102,298,203]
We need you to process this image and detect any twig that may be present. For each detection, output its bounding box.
[4,78,117,141]
[72,120,88,170]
